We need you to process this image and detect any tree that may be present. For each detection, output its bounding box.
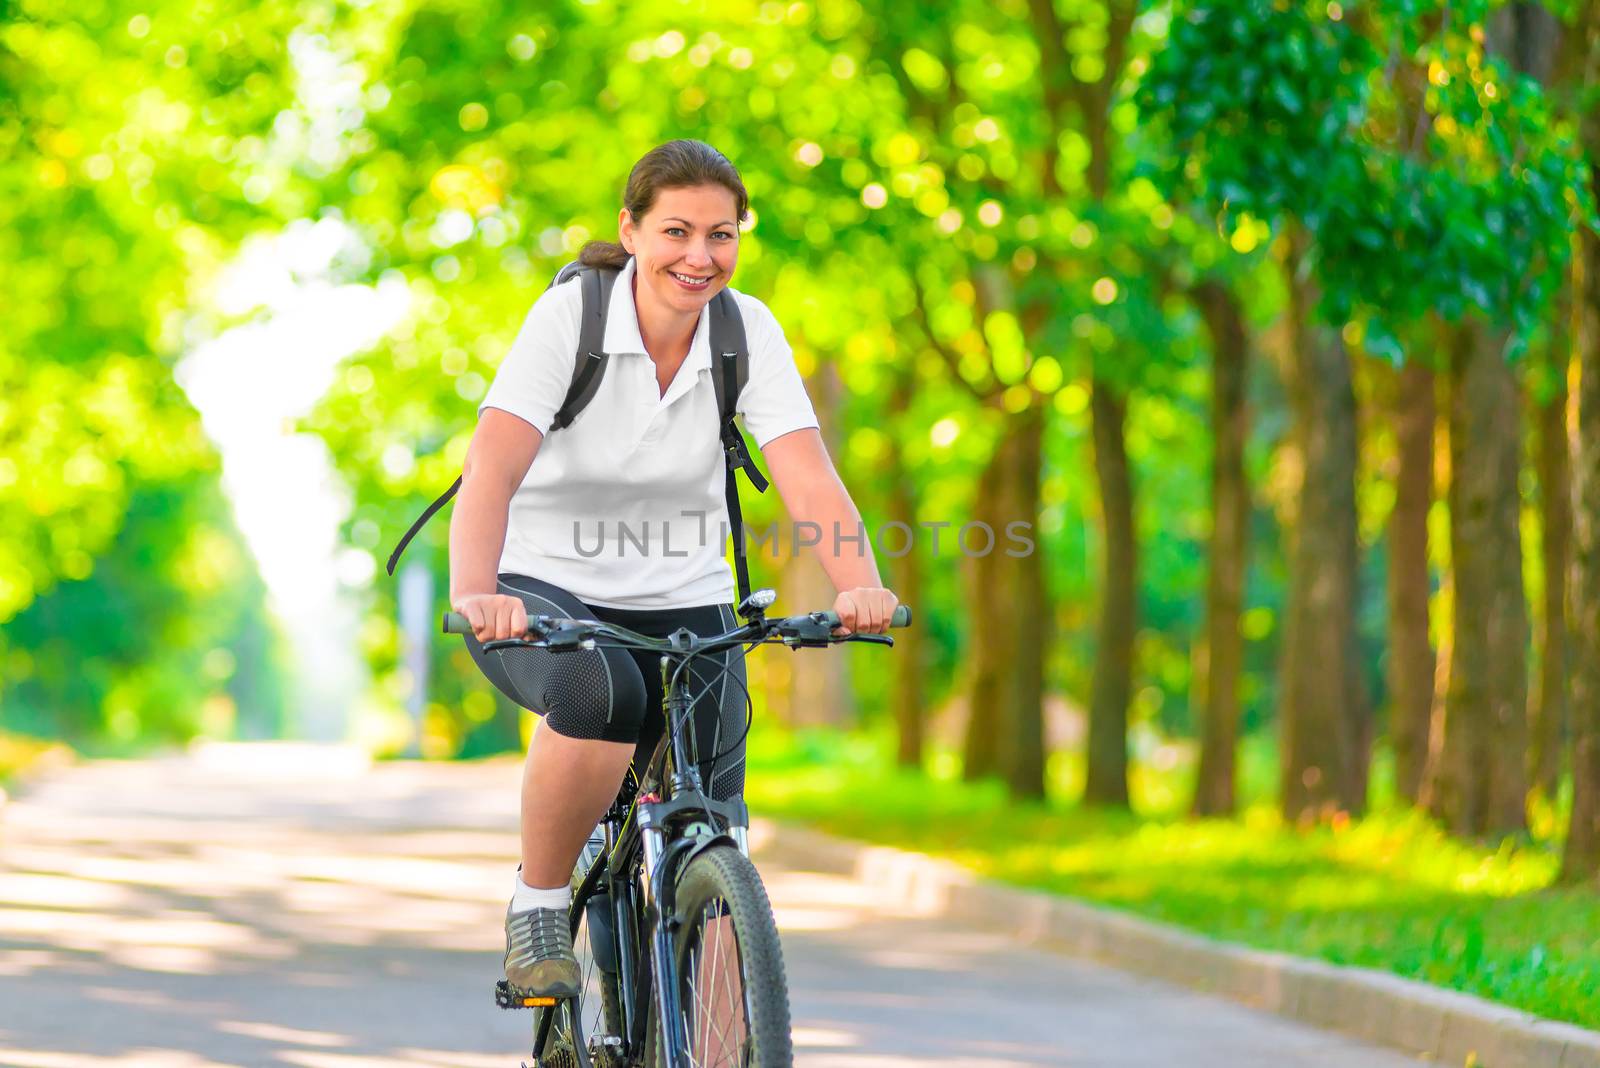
[1562,6,1600,884]
[1422,3,1581,837]
[1026,0,1145,807]
[1143,0,1582,824]
[1277,222,1367,817]
[1507,0,1581,803]
[841,0,1165,800]
[1190,280,1251,816]
[1433,318,1529,834]
[2,0,306,739]
[1387,354,1438,804]
[1139,1,1373,818]
[883,366,929,767]
[1528,328,1571,801]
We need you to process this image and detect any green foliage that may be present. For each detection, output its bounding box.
[304,0,1250,746]
[1,0,306,740]
[1137,1,1375,225]
[1136,0,1589,360]
[0,0,304,620]
[748,726,1599,1026]
[4,467,286,746]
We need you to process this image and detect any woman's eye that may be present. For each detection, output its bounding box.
[712,231,734,241]
[666,227,686,237]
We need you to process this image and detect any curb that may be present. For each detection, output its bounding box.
[751,821,1600,1068]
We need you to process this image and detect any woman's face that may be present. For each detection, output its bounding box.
[620,183,740,319]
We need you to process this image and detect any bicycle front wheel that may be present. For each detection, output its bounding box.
[650,844,792,1068]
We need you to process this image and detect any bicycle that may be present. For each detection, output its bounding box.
[443,587,912,1068]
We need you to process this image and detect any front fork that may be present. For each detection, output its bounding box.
[640,824,687,1068]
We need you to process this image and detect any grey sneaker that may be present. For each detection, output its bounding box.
[504,904,581,997]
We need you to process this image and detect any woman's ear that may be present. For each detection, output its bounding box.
[618,208,635,254]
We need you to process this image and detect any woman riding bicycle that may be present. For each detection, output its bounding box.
[448,139,899,997]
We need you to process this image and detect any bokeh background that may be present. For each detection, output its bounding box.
[5,0,1600,1028]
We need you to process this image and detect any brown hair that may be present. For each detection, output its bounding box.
[577,139,750,269]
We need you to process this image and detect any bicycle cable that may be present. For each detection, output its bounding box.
[661,641,759,807]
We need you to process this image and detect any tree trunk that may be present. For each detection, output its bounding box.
[1191,280,1250,817]
[884,372,927,770]
[962,421,1020,782]
[1431,322,1529,836]
[1001,405,1048,799]
[1530,338,1571,801]
[1084,377,1135,807]
[1389,359,1438,804]
[960,410,1047,796]
[1562,70,1600,880]
[1278,225,1367,820]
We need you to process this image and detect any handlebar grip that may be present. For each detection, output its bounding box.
[442,611,473,635]
[819,604,912,629]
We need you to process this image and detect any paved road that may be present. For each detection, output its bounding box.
[0,749,1425,1067]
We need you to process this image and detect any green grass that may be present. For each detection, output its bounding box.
[744,727,1600,1029]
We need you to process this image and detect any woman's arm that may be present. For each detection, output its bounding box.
[449,407,543,640]
[760,427,898,634]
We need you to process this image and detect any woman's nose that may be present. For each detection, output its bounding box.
[683,240,713,268]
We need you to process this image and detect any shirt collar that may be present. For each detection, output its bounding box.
[601,257,713,381]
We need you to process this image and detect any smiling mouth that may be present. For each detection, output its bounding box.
[669,270,713,289]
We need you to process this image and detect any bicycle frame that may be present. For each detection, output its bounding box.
[451,595,909,1068]
[537,647,752,1068]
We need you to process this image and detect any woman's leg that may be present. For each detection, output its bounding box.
[518,726,634,887]
[464,575,651,887]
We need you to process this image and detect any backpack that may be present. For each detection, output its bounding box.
[385,260,771,604]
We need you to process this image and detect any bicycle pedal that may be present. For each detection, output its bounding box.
[495,979,560,1010]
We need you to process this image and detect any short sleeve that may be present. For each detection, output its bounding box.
[733,294,820,449]
[479,282,582,435]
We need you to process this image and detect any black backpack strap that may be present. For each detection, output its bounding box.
[386,475,460,576]
[707,291,766,604]
[387,264,618,574]
[550,265,618,431]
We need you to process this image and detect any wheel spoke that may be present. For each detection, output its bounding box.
[689,932,709,1064]
[683,898,746,1068]
[670,848,785,1068]
[703,902,724,1062]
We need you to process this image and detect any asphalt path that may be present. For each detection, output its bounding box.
[0,749,1425,1067]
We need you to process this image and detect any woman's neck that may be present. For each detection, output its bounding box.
[631,273,698,361]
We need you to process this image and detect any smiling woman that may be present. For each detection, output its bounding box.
[575,141,749,382]
[441,137,900,1021]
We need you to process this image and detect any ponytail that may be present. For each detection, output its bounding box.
[577,241,631,269]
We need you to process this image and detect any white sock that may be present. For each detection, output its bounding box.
[512,869,571,912]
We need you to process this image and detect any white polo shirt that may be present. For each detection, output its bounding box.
[480,257,820,610]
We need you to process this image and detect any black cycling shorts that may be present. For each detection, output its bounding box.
[463,574,747,801]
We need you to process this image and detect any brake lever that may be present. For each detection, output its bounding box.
[482,637,547,653]
[483,618,594,654]
[842,633,895,647]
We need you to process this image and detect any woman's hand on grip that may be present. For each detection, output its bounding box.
[830,586,898,636]
[453,593,528,642]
